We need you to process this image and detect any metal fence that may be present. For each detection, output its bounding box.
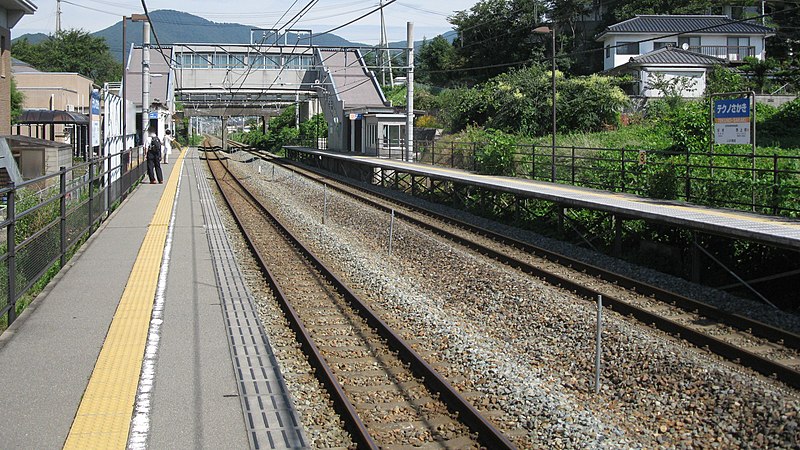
[412,141,800,217]
[0,148,146,328]
[285,137,800,215]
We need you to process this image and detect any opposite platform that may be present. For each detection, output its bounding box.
[287,147,800,251]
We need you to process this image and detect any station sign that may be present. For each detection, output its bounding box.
[91,91,101,147]
[149,111,159,119]
[90,91,100,115]
[713,98,751,145]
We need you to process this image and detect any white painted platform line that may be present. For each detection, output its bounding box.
[129,157,186,449]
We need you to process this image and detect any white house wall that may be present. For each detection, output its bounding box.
[603,33,766,70]
[639,68,707,98]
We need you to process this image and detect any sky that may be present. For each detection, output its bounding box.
[14,0,481,43]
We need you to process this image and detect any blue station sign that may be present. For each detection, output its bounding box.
[713,97,751,145]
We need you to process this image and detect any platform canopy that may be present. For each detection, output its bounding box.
[16,109,89,124]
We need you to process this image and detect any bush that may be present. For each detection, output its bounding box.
[416,115,442,128]
[665,100,709,153]
[774,97,800,124]
[560,74,629,132]
[643,162,681,200]
[757,98,800,149]
[473,129,518,176]
[433,65,628,137]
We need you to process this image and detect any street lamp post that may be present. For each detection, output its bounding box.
[534,25,557,182]
[131,14,148,164]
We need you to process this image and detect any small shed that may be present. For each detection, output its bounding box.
[14,109,90,159]
[2,135,72,181]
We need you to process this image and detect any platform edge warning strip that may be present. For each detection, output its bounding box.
[63,152,185,449]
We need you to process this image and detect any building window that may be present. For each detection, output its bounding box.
[251,55,280,69]
[605,46,610,58]
[180,53,212,69]
[678,36,701,50]
[1,35,6,78]
[229,54,246,68]
[284,55,312,70]
[653,41,676,50]
[727,36,751,61]
[213,53,228,68]
[617,41,639,55]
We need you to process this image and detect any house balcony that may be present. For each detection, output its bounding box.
[687,45,756,62]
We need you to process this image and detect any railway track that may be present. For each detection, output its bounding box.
[204,150,517,449]
[233,146,800,390]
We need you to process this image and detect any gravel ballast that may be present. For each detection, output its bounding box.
[215,153,799,449]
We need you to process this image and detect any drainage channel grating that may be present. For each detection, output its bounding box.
[194,151,307,449]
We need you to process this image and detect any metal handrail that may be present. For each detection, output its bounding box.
[1,148,146,330]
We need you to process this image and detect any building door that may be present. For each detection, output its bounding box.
[381,124,406,159]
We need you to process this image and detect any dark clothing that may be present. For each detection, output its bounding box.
[146,136,163,183]
[147,157,163,183]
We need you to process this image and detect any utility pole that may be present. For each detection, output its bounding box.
[141,17,151,148]
[379,0,385,86]
[122,16,127,155]
[56,0,62,33]
[405,22,414,162]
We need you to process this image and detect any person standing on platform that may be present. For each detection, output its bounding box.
[146,127,163,184]
[163,129,174,164]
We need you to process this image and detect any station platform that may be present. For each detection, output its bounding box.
[0,148,305,449]
[287,147,800,251]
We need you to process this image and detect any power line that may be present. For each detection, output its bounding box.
[221,0,321,117]
[305,0,399,40]
[140,0,172,68]
[428,8,795,74]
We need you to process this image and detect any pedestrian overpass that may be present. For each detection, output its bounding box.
[165,30,407,153]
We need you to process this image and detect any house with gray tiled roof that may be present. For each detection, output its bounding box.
[596,15,774,98]
[605,47,728,97]
[597,15,774,71]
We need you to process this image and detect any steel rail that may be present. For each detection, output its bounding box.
[205,150,517,449]
[205,151,378,449]
[248,149,800,390]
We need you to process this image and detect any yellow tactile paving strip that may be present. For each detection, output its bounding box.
[64,152,185,449]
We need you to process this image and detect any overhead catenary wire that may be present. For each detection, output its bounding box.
[302,0,399,41]
[220,0,321,118]
[139,0,173,69]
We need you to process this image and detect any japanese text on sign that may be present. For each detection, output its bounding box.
[713,98,751,145]
[714,98,749,118]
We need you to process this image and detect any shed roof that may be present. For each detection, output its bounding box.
[627,46,727,66]
[17,109,89,124]
[3,135,71,149]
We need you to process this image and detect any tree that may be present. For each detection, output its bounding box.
[550,0,592,43]
[10,78,24,124]
[646,72,697,108]
[603,0,714,23]
[705,65,746,95]
[739,56,778,93]
[450,0,547,84]
[417,36,459,87]
[765,1,800,61]
[12,29,122,85]
[11,77,25,123]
